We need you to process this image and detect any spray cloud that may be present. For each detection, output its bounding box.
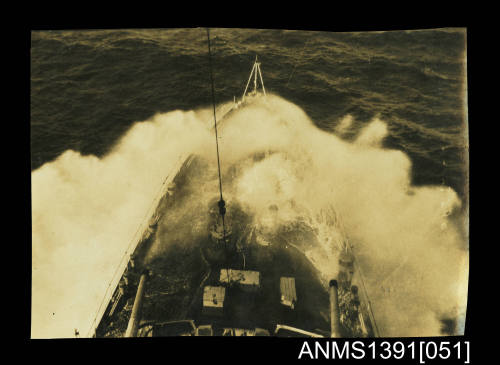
[32,94,468,338]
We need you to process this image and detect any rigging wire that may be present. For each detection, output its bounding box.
[206,28,230,279]
[206,28,224,205]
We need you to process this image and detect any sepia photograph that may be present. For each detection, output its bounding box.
[31,27,469,339]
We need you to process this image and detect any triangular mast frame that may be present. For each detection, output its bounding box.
[241,55,266,102]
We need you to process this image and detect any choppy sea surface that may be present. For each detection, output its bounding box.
[30,28,469,338]
[31,28,468,202]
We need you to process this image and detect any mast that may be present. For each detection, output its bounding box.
[242,55,266,102]
[253,56,258,93]
[257,62,266,96]
[242,62,256,102]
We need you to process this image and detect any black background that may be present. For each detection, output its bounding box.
[20,8,479,364]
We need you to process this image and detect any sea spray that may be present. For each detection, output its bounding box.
[222,95,467,336]
[32,94,468,338]
[31,109,214,338]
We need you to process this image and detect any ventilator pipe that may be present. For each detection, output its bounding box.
[125,270,148,337]
[329,279,342,338]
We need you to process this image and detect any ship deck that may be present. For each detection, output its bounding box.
[95,153,371,337]
[189,240,332,335]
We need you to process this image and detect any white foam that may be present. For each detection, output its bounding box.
[32,94,468,337]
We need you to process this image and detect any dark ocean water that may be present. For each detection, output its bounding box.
[30,28,468,203]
